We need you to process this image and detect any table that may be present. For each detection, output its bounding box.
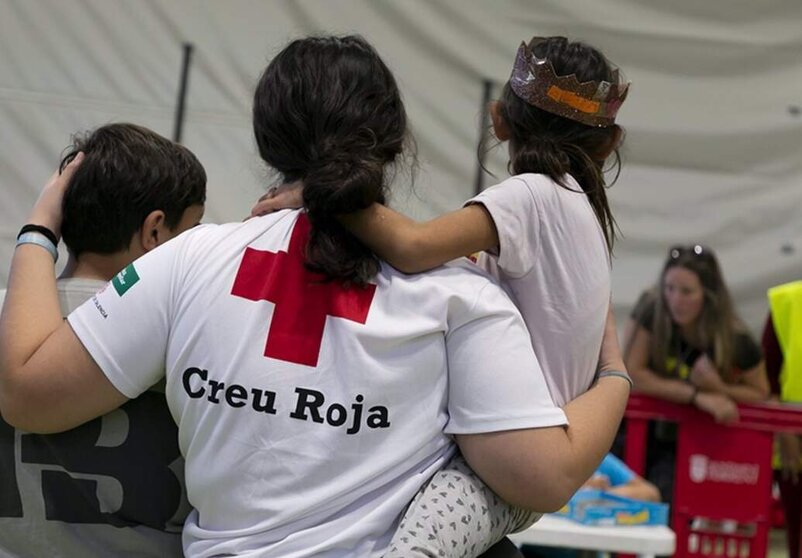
[509,514,676,558]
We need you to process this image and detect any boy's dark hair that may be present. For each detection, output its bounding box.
[59,123,206,256]
[252,35,411,286]
[498,36,622,252]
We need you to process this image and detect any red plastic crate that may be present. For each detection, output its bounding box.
[624,395,802,558]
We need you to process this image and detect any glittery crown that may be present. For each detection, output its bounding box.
[509,39,630,127]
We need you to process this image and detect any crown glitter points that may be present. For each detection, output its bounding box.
[509,40,630,127]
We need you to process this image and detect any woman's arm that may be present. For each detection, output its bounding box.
[627,326,738,423]
[0,156,128,432]
[625,325,697,403]
[457,307,630,512]
[339,203,499,273]
[722,365,770,402]
[690,355,769,402]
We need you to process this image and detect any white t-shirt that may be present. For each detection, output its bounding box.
[68,210,566,558]
[468,173,611,406]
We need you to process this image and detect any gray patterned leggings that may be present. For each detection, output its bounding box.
[383,454,540,558]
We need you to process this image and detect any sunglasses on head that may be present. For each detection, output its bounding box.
[668,244,713,261]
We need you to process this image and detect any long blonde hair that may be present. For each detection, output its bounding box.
[644,246,745,381]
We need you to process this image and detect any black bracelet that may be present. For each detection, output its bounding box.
[18,224,58,247]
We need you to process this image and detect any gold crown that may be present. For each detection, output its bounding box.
[509,39,630,127]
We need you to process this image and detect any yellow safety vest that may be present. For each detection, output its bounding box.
[768,281,802,403]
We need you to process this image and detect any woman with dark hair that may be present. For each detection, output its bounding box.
[253,35,629,556]
[1,36,630,557]
[624,245,769,501]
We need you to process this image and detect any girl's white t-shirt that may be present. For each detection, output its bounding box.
[469,173,611,406]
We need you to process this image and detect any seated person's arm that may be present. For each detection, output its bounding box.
[607,476,661,503]
[626,325,697,403]
[585,453,660,502]
[707,360,770,402]
[627,326,738,423]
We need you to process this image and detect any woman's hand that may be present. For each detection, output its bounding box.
[26,153,84,239]
[249,181,304,218]
[693,391,739,424]
[690,354,727,393]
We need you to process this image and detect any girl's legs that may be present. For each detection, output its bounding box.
[384,453,540,558]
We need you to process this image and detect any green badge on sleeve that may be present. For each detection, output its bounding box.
[112,263,140,296]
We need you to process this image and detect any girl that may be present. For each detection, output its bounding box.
[253,36,630,557]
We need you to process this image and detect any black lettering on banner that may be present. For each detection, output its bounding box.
[21,391,182,528]
[0,418,23,517]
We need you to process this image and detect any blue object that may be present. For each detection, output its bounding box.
[557,489,669,526]
[595,453,635,487]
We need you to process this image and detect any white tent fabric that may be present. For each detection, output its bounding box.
[1,0,801,334]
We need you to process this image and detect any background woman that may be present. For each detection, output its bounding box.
[624,244,769,501]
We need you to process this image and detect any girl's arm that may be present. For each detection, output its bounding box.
[339,203,499,273]
[250,185,499,273]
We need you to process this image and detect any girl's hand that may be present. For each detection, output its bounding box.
[690,354,726,392]
[249,181,304,218]
[693,391,739,424]
[27,153,84,238]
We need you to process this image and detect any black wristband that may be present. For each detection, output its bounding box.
[18,224,58,247]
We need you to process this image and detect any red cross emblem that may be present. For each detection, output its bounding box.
[231,214,377,367]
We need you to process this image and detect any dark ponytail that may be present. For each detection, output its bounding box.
[253,36,410,285]
[498,36,622,252]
